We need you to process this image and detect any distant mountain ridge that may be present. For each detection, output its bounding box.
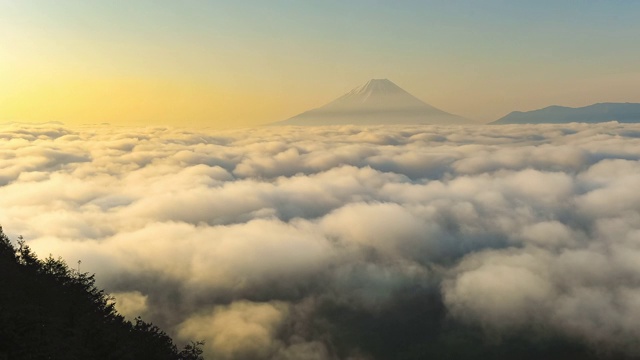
[273,79,471,126]
[492,102,640,124]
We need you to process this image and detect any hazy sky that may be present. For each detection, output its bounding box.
[2,1,640,127]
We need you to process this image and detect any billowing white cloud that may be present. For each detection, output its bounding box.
[177,300,332,360]
[2,122,640,358]
[111,290,149,320]
[178,301,289,360]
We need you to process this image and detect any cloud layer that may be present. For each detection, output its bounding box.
[2,122,640,359]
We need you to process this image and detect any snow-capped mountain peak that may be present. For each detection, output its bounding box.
[274,79,471,126]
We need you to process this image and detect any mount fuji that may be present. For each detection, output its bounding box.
[273,79,471,126]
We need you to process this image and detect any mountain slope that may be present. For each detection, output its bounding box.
[492,102,640,124]
[0,226,204,360]
[274,79,471,125]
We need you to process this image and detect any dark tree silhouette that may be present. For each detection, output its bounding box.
[0,225,205,360]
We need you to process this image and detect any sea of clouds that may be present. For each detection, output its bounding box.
[1,122,640,359]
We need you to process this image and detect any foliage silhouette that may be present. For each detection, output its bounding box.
[0,226,205,360]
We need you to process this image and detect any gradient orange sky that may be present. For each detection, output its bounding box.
[2,1,640,127]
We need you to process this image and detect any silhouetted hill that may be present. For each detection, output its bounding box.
[0,226,204,360]
[492,103,640,124]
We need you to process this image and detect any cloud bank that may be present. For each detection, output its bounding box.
[2,122,640,359]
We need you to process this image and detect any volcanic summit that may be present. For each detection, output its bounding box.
[274,79,470,125]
